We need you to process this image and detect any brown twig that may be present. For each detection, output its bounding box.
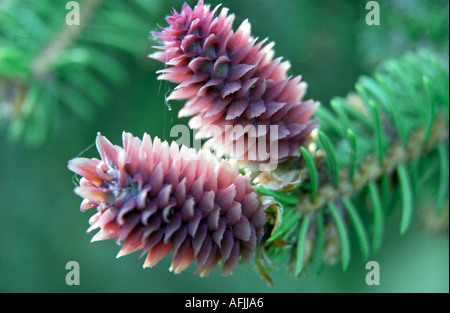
[296,117,449,214]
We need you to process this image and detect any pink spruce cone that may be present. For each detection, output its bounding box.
[150,0,319,165]
[68,132,265,276]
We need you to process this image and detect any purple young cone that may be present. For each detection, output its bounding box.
[68,132,265,276]
[150,0,319,165]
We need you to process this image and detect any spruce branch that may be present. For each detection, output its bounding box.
[31,0,104,78]
[256,51,449,283]
[1,0,158,146]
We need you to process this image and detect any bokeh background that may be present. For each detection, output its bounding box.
[0,0,448,292]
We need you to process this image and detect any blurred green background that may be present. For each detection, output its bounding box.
[0,0,448,292]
